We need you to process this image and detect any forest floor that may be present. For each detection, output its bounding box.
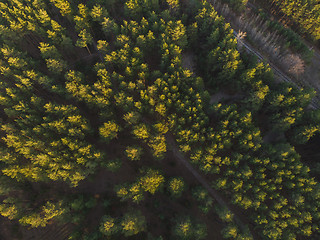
[0,217,73,240]
[181,51,195,72]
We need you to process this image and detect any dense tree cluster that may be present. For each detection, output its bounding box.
[266,0,320,41]
[256,10,313,58]
[221,0,248,12]
[0,0,319,239]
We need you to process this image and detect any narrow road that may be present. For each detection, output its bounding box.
[167,136,258,239]
[239,1,320,109]
[235,30,319,109]
[247,1,320,61]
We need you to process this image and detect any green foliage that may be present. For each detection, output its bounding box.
[19,201,66,228]
[50,0,73,17]
[166,0,180,12]
[125,146,143,161]
[194,2,242,90]
[90,4,109,22]
[222,223,238,239]
[139,169,165,195]
[255,10,313,58]
[192,187,213,214]
[116,169,165,203]
[133,124,149,140]
[100,215,119,236]
[222,0,248,12]
[292,125,320,144]
[265,0,320,41]
[265,84,314,131]
[215,206,234,223]
[172,216,207,240]
[76,29,93,53]
[99,121,119,142]
[168,177,185,198]
[103,158,122,172]
[0,1,319,239]
[0,198,18,220]
[121,211,146,237]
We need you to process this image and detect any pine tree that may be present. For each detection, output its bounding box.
[121,211,146,237]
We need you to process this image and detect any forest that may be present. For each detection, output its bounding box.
[260,0,320,42]
[0,0,319,239]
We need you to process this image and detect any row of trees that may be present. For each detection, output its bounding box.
[266,0,320,41]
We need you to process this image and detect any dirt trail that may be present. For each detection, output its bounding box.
[167,136,259,240]
[208,0,320,109]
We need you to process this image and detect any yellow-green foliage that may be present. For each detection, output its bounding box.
[99,121,119,141]
[125,146,142,161]
[121,211,146,237]
[168,177,185,197]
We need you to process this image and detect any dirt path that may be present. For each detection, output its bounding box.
[207,0,320,109]
[262,129,285,143]
[210,92,243,104]
[182,52,196,72]
[167,136,259,240]
[234,29,319,109]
